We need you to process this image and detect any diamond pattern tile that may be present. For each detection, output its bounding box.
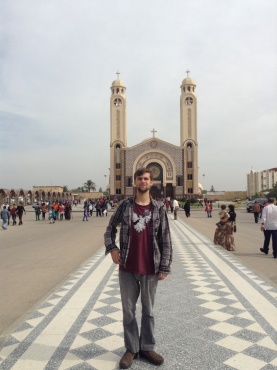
[0,220,276,370]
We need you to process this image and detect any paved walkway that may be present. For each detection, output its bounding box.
[0,215,276,370]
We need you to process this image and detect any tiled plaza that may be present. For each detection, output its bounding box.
[0,216,276,370]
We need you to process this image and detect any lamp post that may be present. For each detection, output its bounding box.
[202,174,205,193]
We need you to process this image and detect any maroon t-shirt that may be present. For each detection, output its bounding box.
[120,202,155,275]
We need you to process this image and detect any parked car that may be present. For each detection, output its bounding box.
[246,198,267,213]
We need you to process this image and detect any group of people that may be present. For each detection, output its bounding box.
[33,201,72,223]
[0,202,26,229]
[82,199,109,220]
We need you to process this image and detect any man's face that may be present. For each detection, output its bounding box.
[134,173,153,194]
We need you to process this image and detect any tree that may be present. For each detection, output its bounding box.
[83,180,96,192]
[210,185,215,192]
[63,185,69,192]
[99,187,103,192]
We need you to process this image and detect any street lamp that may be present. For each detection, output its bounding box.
[202,174,205,192]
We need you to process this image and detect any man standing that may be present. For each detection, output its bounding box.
[172,197,179,220]
[1,206,10,229]
[104,167,172,369]
[252,201,261,223]
[260,198,277,258]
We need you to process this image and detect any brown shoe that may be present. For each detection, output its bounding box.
[119,350,138,369]
[139,350,164,365]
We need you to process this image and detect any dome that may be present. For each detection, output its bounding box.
[111,79,126,88]
[182,77,196,86]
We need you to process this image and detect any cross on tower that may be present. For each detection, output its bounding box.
[151,128,157,138]
[186,69,190,78]
[116,71,120,79]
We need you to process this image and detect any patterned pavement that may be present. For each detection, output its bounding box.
[0,215,276,370]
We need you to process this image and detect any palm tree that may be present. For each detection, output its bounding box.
[83,180,96,192]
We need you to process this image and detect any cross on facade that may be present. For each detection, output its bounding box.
[151,128,157,138]
[186,69,190,78]
[116,71,120,79]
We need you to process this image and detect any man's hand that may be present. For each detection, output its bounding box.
[111,249,123,265]
[158,272,168,280]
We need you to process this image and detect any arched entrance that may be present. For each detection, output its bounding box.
[147,163,164,199]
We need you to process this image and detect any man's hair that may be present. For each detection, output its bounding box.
[267,198,274,203]
[134,167,153,181]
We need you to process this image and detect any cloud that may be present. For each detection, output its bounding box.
[0,0,276,191]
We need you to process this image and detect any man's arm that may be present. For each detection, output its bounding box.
[104,200,125,255]
[158,207,172,274]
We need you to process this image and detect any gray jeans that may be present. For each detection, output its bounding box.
[119,270,158,353]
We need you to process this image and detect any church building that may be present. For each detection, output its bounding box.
[109,71,199,199]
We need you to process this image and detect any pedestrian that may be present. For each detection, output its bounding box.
[260,198,277,258]
[104,167,172,369]
[64,202,72,220]
[89,203,93,216]
[172,198,179,220]
[184,200,190,217]
[252,201,260,223]
[102,201,108,216]
[53,202,59,221]
[59,203,65,220]
[49,208,55,224]
[16,202,26,225]
[205,201,213,218]
[41,203,47,221]
[35,203,41,221]
[1,206,10,230]
[228,204,237,228]
[95,201,102,217]
[83,207,88,221]
[213,209,236,251]
[10,204,17,225]
[5,203,11,225]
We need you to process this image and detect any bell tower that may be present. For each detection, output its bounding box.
[180,70,199,196]
[110,72,127,198]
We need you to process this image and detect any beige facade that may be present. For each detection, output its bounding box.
[33,186,64,193]
[109,72,199,199]
[247,168,277,196]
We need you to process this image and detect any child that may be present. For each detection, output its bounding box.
[49,208,56,224]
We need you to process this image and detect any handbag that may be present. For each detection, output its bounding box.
[234,224,237,233]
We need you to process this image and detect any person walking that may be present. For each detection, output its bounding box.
[16,202,26,225]
[95,201,102,217]
[41,203,47,221]
[205,201,213,218]
[104,167,172,369]
[260,198,277,258]
[35,203,41,221]
[1,206,10,230]
[172,198,179,220]
[10,204,17,225]
[252,201,260,223]
[59,203,65,220]
[83,207,88,221]
[184,200,190,217]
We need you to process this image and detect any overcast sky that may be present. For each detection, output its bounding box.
[0,0,276,192]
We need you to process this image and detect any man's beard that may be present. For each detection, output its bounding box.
[137,185,151,194]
